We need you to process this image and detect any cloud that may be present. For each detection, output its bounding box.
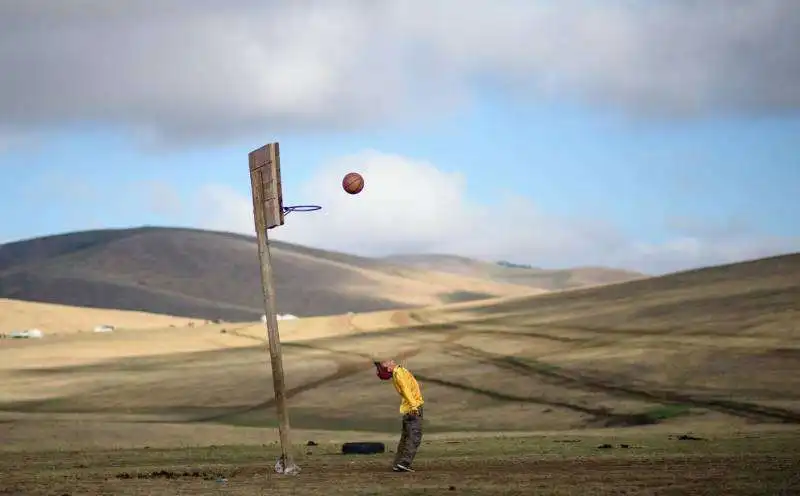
[629,236,800,275]
[1,1,799,142]
[189,150,800,274]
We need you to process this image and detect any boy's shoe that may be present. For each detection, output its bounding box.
[392,464,414,472]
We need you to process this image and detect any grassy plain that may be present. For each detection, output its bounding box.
[1,253,798,494]
[1,432,798,495]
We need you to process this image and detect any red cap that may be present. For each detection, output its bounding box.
[374,362,393,380]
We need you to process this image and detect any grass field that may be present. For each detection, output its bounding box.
[1,432,798,495]
[0,253,798,494]
[0,298,204,334]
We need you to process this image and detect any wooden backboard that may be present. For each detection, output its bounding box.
[249,143,285,230]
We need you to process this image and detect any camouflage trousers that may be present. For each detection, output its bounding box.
[394,407,423,467]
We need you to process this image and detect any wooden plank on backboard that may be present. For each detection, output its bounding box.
[248,143,284,229]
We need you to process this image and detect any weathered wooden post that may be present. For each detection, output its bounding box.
[248,142,299,475]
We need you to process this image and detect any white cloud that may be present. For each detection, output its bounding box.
[193,183,254,234]
[189,150,800,274]
[629,236,799,275]
[0,1,798,143]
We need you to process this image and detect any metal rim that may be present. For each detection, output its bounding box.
[283,204,322,213]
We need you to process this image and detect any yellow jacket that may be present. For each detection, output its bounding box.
[392,366,424,414]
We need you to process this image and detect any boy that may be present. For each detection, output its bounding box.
[374,359,424,472]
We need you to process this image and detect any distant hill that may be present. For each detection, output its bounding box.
[2,250,797,449]
[0,227,536,321]
[382,253,644,290]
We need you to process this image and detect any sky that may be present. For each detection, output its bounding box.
[1,0,799,274]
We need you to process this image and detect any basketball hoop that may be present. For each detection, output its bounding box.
[282,204,322,214]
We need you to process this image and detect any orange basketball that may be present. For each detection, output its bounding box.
[342,172,364,194]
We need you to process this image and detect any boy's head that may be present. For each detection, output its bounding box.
[374,359,396,380]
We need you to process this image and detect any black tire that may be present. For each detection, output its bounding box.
[341,442,386,455]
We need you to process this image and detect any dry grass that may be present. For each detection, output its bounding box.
[277,244,538,307]
[0,298,203,334]
[1,432,798,495]
[0,253,798,494]
[382,254,645,290]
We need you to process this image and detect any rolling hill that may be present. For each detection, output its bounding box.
[0,252,797,453]
[0,227,539,322]
[383,253,644,290]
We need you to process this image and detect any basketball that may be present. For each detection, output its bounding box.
[342,172,364,194]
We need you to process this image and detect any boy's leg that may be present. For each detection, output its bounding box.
[396,408,423,469]
[393,417,409,467]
